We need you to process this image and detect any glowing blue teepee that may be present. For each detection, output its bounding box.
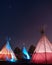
[6,41,17,62]
[22,47,30,60]
[0,41,17,62]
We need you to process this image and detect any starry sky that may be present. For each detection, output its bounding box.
[0,0,52,50]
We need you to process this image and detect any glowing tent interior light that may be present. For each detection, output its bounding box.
[22,47,30,60]
[31,35,52,64]
[0,41,17,62]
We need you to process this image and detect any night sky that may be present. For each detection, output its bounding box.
[0,0,52,50]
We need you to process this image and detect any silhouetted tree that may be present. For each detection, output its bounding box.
[14,47,22,60]
[28,45,35,57]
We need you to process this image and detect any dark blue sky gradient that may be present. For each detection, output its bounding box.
[0,0,52,50]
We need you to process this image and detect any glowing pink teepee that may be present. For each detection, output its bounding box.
[31,35,52,64]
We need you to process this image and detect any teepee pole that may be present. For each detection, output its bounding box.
[40,25,47,64]
[44,38,47,64]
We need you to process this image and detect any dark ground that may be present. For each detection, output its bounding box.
[0,61,52,65]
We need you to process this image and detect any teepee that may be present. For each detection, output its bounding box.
[31,25,52,64]
[0,41,17,62]
[22,43,30,60]
[22,46,30,60]
[31,34,52,64]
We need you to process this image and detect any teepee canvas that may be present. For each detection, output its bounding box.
[0,41,17,62]
[31,35,52,64]
[22,47,30,60]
